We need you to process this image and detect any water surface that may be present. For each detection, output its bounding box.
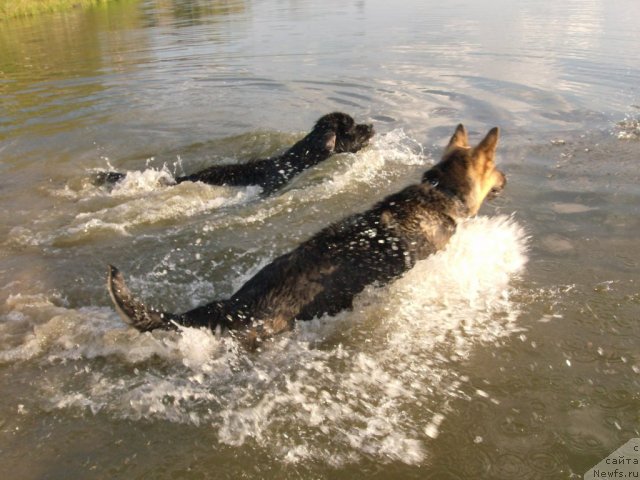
[1,0,639,478]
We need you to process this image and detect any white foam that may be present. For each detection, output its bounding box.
[1,129,528,465]
[11,130,422,249]
[68,183,260,233]
[51,165,177,201]
[109,167,177,196]
[0,214,528,466]
[198,129,430,235]
[298,129,427,198]
[615,116,640,140]
[22,175,263,246]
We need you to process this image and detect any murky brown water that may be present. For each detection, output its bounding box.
[1,0,639,478]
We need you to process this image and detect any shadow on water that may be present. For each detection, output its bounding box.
[140,0,248,28]
[0,0,250,142]
[0,1,141,142]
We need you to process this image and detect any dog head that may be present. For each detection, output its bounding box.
[422,124,506,216]
[313,112,375,154]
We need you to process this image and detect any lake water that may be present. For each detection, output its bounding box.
[1,0,639,478]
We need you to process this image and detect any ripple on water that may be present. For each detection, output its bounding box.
[494,453,530,480]
[527,451,562,475]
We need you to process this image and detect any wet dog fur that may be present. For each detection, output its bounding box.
[94,112,374,195]
[107,124,506,347]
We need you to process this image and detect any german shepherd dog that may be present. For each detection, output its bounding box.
[107,124,506,347]
[94,112,374,195]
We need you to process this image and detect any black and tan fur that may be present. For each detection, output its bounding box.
[107,124,506,347]
[94,112,374,195]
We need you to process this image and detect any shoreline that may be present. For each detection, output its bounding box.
[0,0,115,19]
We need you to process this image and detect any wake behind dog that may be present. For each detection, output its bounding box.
[94,112,374,195]
[107,124,507,348]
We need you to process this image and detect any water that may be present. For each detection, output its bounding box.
[1,0,639,478]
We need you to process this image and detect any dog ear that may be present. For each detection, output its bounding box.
[474,127,499,157]
[446,124,469,151]
[324,132,337,152]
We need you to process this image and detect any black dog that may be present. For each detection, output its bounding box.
[94,112,374,195]
[108,124,506,348]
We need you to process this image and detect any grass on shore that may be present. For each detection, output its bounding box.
[0,0,113,19]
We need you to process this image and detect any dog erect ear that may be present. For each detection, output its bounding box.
[474,127,499,157]
[446,124,469,151]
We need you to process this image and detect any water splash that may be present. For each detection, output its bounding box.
[614,113,640,140]
[0,215,528,466]
[8,130,423,249]
[7,176,262,246]
[297,128,427,197]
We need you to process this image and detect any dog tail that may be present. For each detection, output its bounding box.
[107,265,178,332]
